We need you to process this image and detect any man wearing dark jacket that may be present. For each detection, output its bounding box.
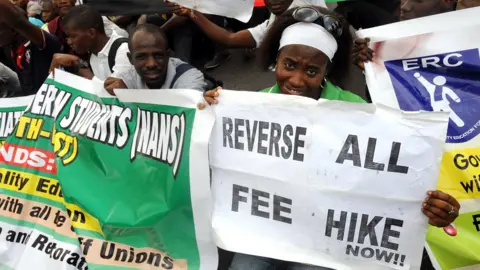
[0,1,61,96]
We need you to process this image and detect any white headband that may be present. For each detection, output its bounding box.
[279,22,338,61]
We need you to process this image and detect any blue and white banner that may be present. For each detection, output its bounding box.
[358,7,480,270]
[383,48,480,144]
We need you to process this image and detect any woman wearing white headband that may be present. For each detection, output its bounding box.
[204,6,363,103]
[203,5,460,270]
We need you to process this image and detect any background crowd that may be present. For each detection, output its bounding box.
[0,0,479,269]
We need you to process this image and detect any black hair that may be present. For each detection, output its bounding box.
[128,24,168,52]
[259,6,353,87]
[62,5,105,34]
[40,0,54,8]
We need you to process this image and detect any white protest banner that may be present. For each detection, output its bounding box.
[171,0,255,22]
[209,90,449,269]
[358,7,480,269]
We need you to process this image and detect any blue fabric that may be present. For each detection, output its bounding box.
[29,17,45,27]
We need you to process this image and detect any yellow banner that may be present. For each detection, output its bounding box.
[0,168,103,234]
[437,147,480,201]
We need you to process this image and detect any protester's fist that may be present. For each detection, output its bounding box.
[352,38,374,70]
[205,87,220,105]
[198,87,221,110]
[422,190,460,227]
[179,7,192,17]
[49,53,80,73]
[164,1,186,15]
[104,77,127,96]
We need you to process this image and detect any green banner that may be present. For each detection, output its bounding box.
[0,70,217,270]
[0,96,32,144]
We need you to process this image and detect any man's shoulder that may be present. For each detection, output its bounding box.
[170,58,202,75]
[110,35,130,55]
[168,58,205,90]
[47,16,60,32]
[169,57,192,67]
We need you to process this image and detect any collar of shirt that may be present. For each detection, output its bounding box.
[90,31,124,81]
[261,82,365,103]
[96,31,122,57]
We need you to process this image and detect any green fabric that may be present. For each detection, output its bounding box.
[260,81,366,103]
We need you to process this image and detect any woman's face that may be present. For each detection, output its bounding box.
[276,45,328,99]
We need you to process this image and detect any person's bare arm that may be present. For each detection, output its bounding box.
[0,0,44,46]
[78,68,94,80]
[137,14,148,25]
[189,10,255,48]
[160,14,189,32]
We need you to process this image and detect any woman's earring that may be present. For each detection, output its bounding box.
[321,77,328,89]
[269,63,277,72]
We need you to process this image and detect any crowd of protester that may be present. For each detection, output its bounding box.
[0,0,478,269]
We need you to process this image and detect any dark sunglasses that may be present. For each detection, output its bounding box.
[292,7,343,38]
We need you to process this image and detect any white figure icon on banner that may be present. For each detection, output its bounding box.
[414,72,465,127]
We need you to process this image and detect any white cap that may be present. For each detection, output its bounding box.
[279,22,338,61]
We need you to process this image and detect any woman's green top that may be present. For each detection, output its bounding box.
[260,81,366,103]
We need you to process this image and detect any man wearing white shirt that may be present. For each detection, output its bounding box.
[177,0,327,48]
[88,30,130,81]
[49,5,131,89]
[106,24,206,94]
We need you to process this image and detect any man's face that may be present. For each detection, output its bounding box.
[129,31,169,89]
[0,23,15,47]
[41,3,56,22]
[54,0,75,17]
[265,0,294,15]
[64,24,94,55]
[400,0,451,21]
[13,0,29,10]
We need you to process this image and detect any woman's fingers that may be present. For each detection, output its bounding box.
[421,190,460,227]
[367,48,375,60]
[428,190,461,210]
[422,208,450,227]
[204,87,221,103]
[354,37,369,46]
[423,198,451,220]
[353,37,374,65]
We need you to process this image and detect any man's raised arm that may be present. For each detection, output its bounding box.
[0,0,44,46]
[188,10,257,48]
